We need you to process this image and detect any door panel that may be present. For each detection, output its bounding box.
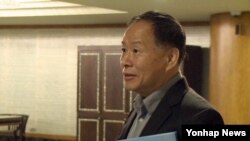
[79,119,99,141]
[79,53,100,111]
[104,53,125,112]
[77,46,131,141]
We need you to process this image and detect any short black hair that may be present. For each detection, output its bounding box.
[128,11,186,63]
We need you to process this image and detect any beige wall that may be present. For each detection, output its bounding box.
[0,26,209,136]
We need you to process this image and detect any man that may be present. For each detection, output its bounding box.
[117,11,224,140]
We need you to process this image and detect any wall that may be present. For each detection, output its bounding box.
[0,25,210,136]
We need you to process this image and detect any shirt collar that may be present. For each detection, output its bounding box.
[133,72,183,116]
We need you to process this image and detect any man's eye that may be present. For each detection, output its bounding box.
[133,49,139,53]
[121,48,126,53]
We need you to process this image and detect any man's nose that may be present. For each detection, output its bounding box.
[120,52,132,68]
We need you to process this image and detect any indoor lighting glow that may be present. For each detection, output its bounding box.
[0,0,127,17]
[0,0,52,5]
[0,1,81,9]
[0,0,19,9]
[17,0,51,2]
[0,7,127,17]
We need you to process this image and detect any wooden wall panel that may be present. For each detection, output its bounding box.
[210,12,250,124]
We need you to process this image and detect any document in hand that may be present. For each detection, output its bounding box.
[118,131,177,141]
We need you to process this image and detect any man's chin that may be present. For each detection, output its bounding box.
[124,85,137,92]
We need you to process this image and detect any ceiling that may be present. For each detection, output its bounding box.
[0,0,249,25]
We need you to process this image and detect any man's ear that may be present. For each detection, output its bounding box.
[165,48,179,71]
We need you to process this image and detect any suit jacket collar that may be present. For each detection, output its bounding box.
[140,78,188,136]
[117,77,189,139]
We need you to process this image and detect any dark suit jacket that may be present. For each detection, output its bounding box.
[117,77,224,140]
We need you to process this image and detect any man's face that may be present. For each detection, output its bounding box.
[120,20,170,96]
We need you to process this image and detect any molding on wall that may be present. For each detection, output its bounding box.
[26,133,76,141]
[0,24,126,29]
[0,21,209,29]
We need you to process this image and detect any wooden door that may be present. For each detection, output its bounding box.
[77,46,135,141]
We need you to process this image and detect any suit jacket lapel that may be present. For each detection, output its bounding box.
[117,110,137,139]
[140,78,188,136]
[141,104,172,136]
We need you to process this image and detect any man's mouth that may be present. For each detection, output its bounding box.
[123,73,136,81]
